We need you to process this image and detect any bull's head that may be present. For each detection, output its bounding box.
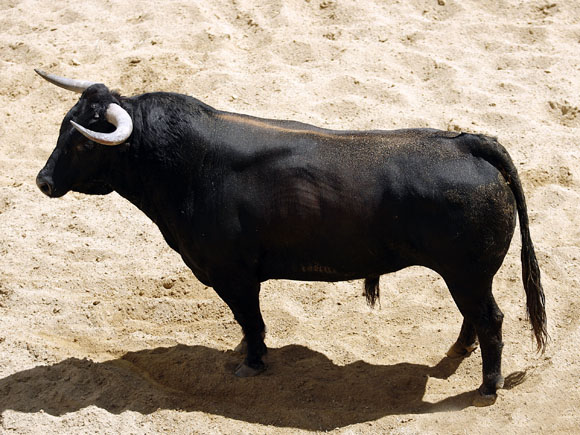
[35,69,133,197]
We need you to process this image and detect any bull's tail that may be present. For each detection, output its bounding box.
[466,133,548,352]
[364,276,380,307]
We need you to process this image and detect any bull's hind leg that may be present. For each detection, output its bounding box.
[213,279,267,377]
[446,277,504,406]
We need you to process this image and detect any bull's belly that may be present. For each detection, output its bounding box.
[257,248,409,282]
[262,264,366,282]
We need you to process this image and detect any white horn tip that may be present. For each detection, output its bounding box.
[34,68,97,93]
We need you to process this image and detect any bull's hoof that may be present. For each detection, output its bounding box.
[446,341,478,359]
[234,361,265,377]
[473,391,498,407]
[473,376,504,406]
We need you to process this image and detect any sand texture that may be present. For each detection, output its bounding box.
[1,0,579,433]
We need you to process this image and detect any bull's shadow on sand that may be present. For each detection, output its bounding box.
[0,344,482,430]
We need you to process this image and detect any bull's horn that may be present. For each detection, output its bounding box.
[35,68,97,93]
[71,103,133,146]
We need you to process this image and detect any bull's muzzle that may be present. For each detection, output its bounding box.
[36,172,55,197]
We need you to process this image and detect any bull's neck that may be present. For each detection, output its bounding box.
[108,94,215,228]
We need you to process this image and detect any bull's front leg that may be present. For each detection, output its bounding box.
[212,278,267,377]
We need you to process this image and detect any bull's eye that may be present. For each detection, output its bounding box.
[74,141,95,152]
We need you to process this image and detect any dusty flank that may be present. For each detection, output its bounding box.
[1,0,579,433]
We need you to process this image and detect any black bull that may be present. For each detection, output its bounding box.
[35,71,546,405]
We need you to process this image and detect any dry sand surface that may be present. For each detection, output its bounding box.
[1,0,579,433]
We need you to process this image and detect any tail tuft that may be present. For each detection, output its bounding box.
[364,276,380,307]
[521,230,548,352]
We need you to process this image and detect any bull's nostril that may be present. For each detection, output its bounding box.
[37,178,53,196]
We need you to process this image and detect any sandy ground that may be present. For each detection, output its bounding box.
[1,0,579,433]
